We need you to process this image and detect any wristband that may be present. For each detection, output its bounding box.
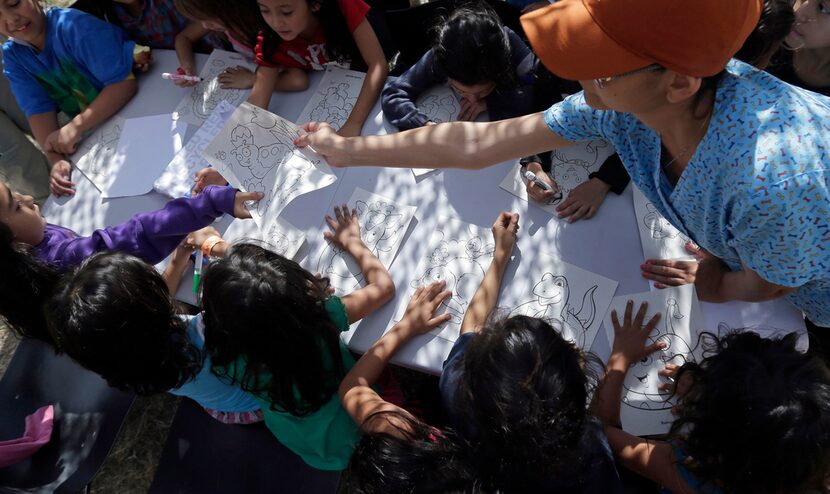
[201,235,225,258]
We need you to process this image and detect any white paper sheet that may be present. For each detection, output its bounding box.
[173,49,256,127]
[257,216,306,260]
[632,186,694,261]
[415,84,461,124]
[202,102,337,229]
[501,253,618,351]
[296,66,366,130]
[700,298,808,352]
[73,116,126,192]
[154,101,236,198]
[313,188,417,295]
[499,140,615,213]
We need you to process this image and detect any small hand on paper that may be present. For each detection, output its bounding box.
[218,66,256,89]
[397,281,452,338]
[49,160,75,197]
[608,300,664,371]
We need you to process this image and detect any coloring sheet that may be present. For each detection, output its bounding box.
[88,114,186,198]
[389,217,495,342]
[604,284,705,436]
[173,49,256,127]
[313,188,416,295]
[632,186,695,261]
[500,140,615,214]
[701,298,809,352]
[297,66,365,130]
[257,216,306,260]
[501,253,618,352]
[73,116,125,192]
[154,101,236,198]
[203,102,337,229]
[415,84,461,124]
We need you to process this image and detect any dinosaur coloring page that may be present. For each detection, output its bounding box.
[173,50,256,127]
[388,218,495,342]
[502,254,618,352]
[499,140,615,214]
[632,186,695,261]
[73,116,125,192]
[202,103,337,229]
[297,66,365,130]
[154,101,235,198]
[604,284,705,436]
[313,188,417,295]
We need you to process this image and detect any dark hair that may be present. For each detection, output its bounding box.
[0,221,60,342]
[46,252,202,395]
[433,4,515,88]
[345,411,480,493]
[201,243,346,416]
[735,0,794,68]
[669,331,830,494]
[174,0,263,50]
[455,315,598,491]
[258,0,361,68]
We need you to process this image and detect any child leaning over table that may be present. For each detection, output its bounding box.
[0,1,152,197]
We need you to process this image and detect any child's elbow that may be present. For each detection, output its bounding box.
[379,276,396,305]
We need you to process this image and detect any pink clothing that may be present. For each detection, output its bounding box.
[0,405,54,467]
[226,31,255,62]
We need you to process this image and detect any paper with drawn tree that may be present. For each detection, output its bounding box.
[202,102,337,230]
[73,116,125,192]
[173,49,256,127]
[312,188,417,295]
[499,140,615,214]
[631,185,695,261]
[297,66,365,130]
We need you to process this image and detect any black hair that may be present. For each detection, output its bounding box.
[174,0,263,50]
[735,0,794,68]
[344,411,480,494]
[46,251,202,395]
[258,0,361,68]
[201,243,346,416]
[432,4,515,89]
[669,331,830,494]
[0,221,60,342]
[455,315,599,491]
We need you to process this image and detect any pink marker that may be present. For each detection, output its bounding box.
[162,72,203,83]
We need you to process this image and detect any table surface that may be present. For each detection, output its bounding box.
[42,50,806,374]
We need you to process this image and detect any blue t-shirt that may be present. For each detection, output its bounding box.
[2,7,135,118]
[659,443,723,494]
[168,313,261,413]
[544,60,830,326]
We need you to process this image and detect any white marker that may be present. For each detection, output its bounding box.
[162,72,203,83]
[524,170,553,191]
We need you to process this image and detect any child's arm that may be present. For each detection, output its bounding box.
[174,22,211,87]
[459,212,519,335]
[380,50,443,130]
[337,19,388,137]
[324,204,396,323]
[339,281,451,437]
[248,65,310,109]
[603,426,689,492]
[162,242,195,295]
[27,111,75,197]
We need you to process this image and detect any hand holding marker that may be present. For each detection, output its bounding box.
[162,72,203,83]
[524,170,562,205]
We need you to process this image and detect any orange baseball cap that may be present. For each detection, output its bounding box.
[520,0,762,80]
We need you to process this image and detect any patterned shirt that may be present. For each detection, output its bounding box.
[544,60,830,325]
[113,0,187,49]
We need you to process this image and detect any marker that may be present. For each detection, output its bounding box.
[162,72,202,83]
[524,170,553,191]
[192,250,204,295]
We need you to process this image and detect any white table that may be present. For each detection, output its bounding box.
[43,50,806,375]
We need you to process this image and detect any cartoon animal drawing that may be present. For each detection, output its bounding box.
[264,227,299,257]
[418,94,459,123]
[309,83,354,128]
[410,255,486,324]
[643,202,690,244]
[81,123,122,179]
[548,151,596,204]
[510,273,598,348]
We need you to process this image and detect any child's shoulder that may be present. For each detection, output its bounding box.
[48,7,126,43]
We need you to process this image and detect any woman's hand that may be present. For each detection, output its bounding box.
[642,242,704,288]
[294,122,349,166]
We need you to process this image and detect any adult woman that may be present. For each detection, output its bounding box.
[295,0,830,338]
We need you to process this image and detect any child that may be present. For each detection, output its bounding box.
[0,2,151,197]
[201,205,395,470]
[594,302,830,493]
[47,251,263,424]
[0,181,260,341]
[172,0,266,89]
[250,0,388,137]
[381,5,534,130]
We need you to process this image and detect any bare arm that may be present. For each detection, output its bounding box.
[337,19,388,137]
[296,111,574,169]
[604,426,691,492]
[248,65,281,109]
[175,22,210,79]
[28,112,75,196]
[695,255,799,303]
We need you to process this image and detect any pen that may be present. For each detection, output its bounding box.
[162,72,203,83]
[193,250,204,295]
[524,170,553,191]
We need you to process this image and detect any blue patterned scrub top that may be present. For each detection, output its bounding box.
[544,60,830,325]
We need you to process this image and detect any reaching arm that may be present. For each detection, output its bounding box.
[459,212,519,335]
[28,112,75,196]
[248,65,281,109]
[337,18,388,137]
[175,22,211,84]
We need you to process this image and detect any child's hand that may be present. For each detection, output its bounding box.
[658,363,695,398]
[170,241,196,269]
[323,204,362,249]
[294,122,349,167]
[524,161,560,204]
[609,300,664,371]
[46,124,81,155]
[218,66,255,89]
[642,242,703,288]
[492,211,519,260]
[398,281,452,336]
[192,167,228,194]
[174,66,199,87]
[132,46,152,73]
[458,98,487,121]
[185,225,221,250]
[49,160,75,197]
[233,190,264,219]
[556,177,611,223]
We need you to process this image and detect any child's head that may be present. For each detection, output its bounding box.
[47,251,202,395]
[0,181,46,246]
[201,243,346,416]
[0,0,45,47]
[736,0,794,67]
[174,0,263,46]
[786,0,830,49]
[433,5,514,103]
[671,331,830,493]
